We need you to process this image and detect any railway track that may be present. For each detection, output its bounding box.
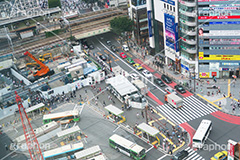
[0,8,126,56]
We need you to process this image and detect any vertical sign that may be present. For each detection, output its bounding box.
[175,23,179,52]
[147,11,153,37]
[165,13,176,50]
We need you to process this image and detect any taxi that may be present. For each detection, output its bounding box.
[133,63,143,71]
[211,151,227,160]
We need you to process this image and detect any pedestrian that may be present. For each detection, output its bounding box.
[85,89,87,93]
[5,143,8,151]
[141,110,144,118]
[136,112,139,119]
[218,101,221,107]
[232,105,236,113]
[212,92,214,96]
[229,93,232,98]
[108,95,110,100]
[103,100,106,106]
[233,81,235,87]
[122,105,124,111]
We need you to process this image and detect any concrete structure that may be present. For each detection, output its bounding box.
[109,0,127,7]
[128,0,148,46]
[198,0,240,78]
[147,0,180,72]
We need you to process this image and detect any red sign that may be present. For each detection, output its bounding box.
[211,72,217,77]
[228,143,235,157]
[202,73,206,76]
[198,15,240,20]
[180,37,186,41]
[199,56,203,59]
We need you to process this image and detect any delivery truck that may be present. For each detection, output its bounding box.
[164,93,183,109]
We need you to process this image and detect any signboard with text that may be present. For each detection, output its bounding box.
[199,52,240,61]
[165,14,178,52]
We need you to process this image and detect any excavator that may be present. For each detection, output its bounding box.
[39,53,52,62]
[24,51,54,81]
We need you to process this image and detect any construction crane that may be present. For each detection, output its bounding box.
[15,91,43,160]
[24,51,54,81]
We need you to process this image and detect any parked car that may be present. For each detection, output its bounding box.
[120,52,127,59]
[161,74,172,84]
[142,69,153,78]
[111,45,118,52]
[106,40,112,46]
[133,63,143,71]
[126,57,135,64]
[211,151,227,160]
[165,87,177,95]
[154,78,165,87]
[174,85,186,94]
[171,150,189,160]
[99,55,107,61]
[129,73,140,81]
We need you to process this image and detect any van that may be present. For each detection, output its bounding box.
[122,45,129,51]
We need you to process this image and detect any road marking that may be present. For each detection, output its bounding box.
[146,146,154,153]
[113,126,120,132]
[228,79,231,96]
[114,59,119,62]
[157,154,168,160]
[97,47,101,51]
[197,94,222,110]
[97,52,102,55]
[212,97,226,103]
[148,118,164,126]
[172,141,185,153]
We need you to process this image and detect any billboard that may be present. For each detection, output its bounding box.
[165,14,178,52]
[199,52,240,60]
[147,11,152,37]
[198,15,240,19]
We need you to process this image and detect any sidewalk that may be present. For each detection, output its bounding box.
[130,48,240,116]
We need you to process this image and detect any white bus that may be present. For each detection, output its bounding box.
[43,142,84,160]
[109,134,146,160]
[192,119,212,149]
[43,110,80,124]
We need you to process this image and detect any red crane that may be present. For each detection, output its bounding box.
[15,91,43,160]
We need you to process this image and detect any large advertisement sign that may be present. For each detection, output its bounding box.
[198,15,240,19]
[165,14,178,51]
[199,52,240,60]
[164,14,179,52]
[147,11,152,37]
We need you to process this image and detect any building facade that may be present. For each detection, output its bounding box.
[128,0,149,46]
[147,0,180,72]
[198,0,240,78]
[178,0,198,77]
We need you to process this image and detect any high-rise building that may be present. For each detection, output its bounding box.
[128,0,149,46]
[147,0,181,72]
[198,0,240,78]
[178,0,198,77]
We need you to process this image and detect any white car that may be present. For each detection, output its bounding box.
[142,70,153,79]
[122,45,129,51]
[129,73,140,81]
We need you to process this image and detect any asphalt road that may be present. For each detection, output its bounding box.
[85,32,240,159]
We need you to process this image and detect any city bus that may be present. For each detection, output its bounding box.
[192,119,212,149]
[43,142,84,160]
[43,110,80,124]
[109,134,146,160]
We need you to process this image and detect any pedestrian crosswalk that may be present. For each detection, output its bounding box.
[156,96,217,125]
[184,147,205,160]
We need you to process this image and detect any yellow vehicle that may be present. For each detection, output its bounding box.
[211,151,227,160]
[133,63,143,71]
[26,62,41,70]
[39,53,52,62]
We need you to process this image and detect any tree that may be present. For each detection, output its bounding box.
[48,0,61,8]
[110,16,134,36]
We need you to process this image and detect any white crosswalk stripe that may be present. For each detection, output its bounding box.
[184,147,205,160]
[156,96,217,125]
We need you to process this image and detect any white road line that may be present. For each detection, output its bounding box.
[157,154,168,160]
[186,152,198,160]
[97,47,101,51]
[97,38,166,94]
[146,146,154,153]
[113,126,120,132]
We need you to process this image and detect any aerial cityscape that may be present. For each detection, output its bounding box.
[0,0,240,159]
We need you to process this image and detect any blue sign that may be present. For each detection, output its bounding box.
[161,0,175,5]
[181,64,189,71]
[165,14,178,51]
[175,23,179,52]
[147,11,152,37]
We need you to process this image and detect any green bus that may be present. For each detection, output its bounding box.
[43,110,80,124]
[109,134,146,160]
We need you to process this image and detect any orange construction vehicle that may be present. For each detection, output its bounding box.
[24,51,54,81]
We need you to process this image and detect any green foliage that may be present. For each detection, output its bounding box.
[45,29,62,38]
[110,16,134,36]
[48,0,61,8]
[82,0,98,4]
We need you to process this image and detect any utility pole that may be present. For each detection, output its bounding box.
[145,105,148,124]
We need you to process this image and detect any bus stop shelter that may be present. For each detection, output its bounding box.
[57,126,82,145]
[104,104,126,124]
[25,103,46,118]
[137,122,160,146]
